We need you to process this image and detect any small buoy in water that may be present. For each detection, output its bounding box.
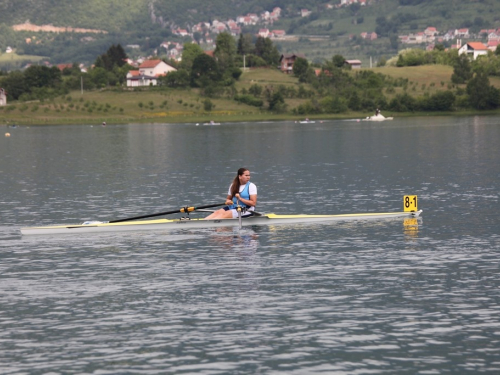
[102,122,106,126]
[196,123,199,126]
[5,133,10,137]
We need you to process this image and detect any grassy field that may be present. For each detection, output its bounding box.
[0,52,47,65]
[1,66,498,125]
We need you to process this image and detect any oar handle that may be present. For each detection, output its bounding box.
[109,203,225,223]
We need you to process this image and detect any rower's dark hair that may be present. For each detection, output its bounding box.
[230,168,249,198]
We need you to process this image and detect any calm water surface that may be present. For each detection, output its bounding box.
[1,116,499,374]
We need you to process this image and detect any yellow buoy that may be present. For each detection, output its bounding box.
[5,133,10,137]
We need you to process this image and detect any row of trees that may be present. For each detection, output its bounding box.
[287,49,500,113]
[2,32,500,114]
[0,44,135,100]
[160,33,280,91]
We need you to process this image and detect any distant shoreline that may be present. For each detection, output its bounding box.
[3,110,500,126]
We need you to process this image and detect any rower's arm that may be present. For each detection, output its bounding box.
[235,194,257,208]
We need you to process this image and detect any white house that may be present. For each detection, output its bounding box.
[0,88,6,106]
[126,60,177,87]
[455,28,470,38]
[458,42,489,60]
[258,29,270,38]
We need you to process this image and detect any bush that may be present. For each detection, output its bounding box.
[203,99,214,111]
[234,94,263,107]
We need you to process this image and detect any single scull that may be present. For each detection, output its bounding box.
[20,210,422,236]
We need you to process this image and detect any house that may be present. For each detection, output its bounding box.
[258,29,270,38]
[458,42,488,60]
[455,28,470,38]
[360,32,377,41]
[345,59,362,69]
[272,30,286,38]
[229,26,241,36]
[487,40,499,52]
[56,63,73,72]
[301,9,312,17]
[341,0,367,5]
[126,59,177,87]
[424,27,438,37]
[0,88,6,106]
[5,46,12,53]
[488,32,500,41]
[279,53,306,74]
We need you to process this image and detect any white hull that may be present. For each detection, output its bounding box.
[20,210,422,236]
[363,114,393,121]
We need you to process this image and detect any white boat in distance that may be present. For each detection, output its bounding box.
[20,210,422,236]
[203,121,220,125]
[299,118,316,124]
[362,113,394,121]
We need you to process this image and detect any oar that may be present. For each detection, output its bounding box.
[109,203,225,223]
[237,200,242,229]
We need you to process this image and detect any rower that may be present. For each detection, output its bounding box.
[204,168,257,219]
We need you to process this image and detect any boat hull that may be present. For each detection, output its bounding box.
[20,210,422,235]
[362,115,393,121]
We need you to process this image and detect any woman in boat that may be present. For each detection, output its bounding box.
[205,168,257,219]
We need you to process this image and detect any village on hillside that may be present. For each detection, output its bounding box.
[2,0,500,94]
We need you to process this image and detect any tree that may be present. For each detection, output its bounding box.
[332,54,345,68]
[269,91,286,112]
[451,54,473,84]
[293,57,309,77]
[94,44,127,71]
[0,71,28,100]
[254,37,280,65]
[23,65,62,89]
[180,43,204,71]
[160,69,190,88]
[466,72,500,109]
[191,54,220,87]
[237,33,254,55]
[214,32,237,71]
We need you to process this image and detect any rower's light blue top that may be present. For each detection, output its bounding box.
[229,182,250,209]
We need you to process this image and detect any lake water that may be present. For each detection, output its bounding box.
[1,116,499,374]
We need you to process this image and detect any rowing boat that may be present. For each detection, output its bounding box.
[362,114,394,121]
[20,210,422,236]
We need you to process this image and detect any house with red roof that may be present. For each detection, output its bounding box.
[455,28,470,38]
[272,30,286,38]
[126,60,176,87]
[458,42,488,60]
[56,63,73,71]
[487,40,499,52]
[424,27,438,36]
[258,29,270,38]
[279,53,306,74]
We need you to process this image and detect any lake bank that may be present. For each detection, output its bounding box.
[3,108,500,126]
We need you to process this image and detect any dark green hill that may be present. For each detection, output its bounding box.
[1,0,500,66]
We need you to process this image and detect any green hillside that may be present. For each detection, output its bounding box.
[1,0,500,65]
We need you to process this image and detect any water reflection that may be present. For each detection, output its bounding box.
[208,227,259,252]
[403,217,420,239]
